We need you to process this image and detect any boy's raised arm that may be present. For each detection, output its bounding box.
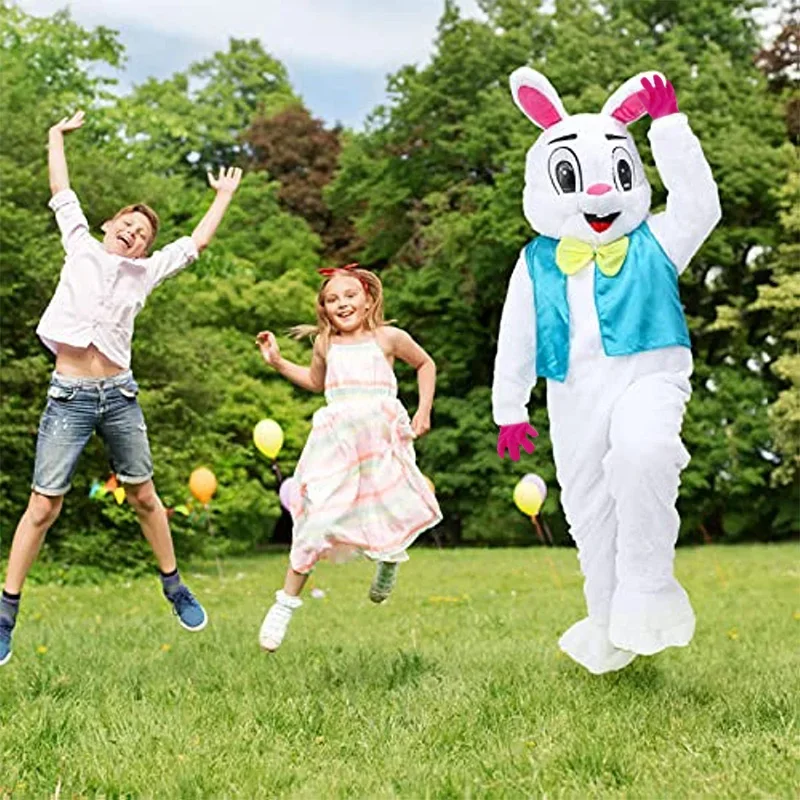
[145,166,242,291]
[191,167,243,253]
[48,111,84,196]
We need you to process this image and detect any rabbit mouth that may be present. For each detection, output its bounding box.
[584,212,620,233]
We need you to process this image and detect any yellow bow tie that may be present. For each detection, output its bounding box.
[555,236,629,277]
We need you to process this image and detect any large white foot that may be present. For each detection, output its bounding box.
[609,581,695,656]
[559,617,637,675]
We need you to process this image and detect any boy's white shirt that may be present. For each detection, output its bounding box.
[491,114,720,426]
[37,189,198,370]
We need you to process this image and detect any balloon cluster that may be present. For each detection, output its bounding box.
[513,473,547,516]
[88,475,126,505]
[89,468,217,517]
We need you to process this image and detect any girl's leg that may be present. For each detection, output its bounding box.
[260,567,308,652]
[369,561,400,604]
[283,567,309,597]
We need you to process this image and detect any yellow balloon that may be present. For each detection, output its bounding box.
[423,475,435,494]
[513,479,543,516]
[254,418,284,459]
[253,419,283,459]
[113,486,126,505]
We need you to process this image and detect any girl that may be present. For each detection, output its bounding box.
[255,264,442,651]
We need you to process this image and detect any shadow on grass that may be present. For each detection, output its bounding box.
[298,646,442,692]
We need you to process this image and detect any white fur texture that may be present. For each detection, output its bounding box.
[494,69,721,673]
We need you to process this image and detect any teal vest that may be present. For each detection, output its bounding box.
[526,222,691,382]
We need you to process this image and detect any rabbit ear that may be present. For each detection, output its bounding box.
[602,71,664,125]
[509,67,567,129]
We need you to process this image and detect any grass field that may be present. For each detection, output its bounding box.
[0,544,798,798]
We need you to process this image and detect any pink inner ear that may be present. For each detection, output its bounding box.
[517,85,562,128]
[611,89,648,124]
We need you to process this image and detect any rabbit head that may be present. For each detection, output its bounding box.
[510,68,661,245]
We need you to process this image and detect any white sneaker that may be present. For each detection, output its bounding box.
[259,590,302,652]
[369,561,399,604]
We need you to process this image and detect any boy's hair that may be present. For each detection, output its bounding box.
[112,203,160,247]
[290,269,391,352]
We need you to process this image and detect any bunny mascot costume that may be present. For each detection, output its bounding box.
[492,69,721,675]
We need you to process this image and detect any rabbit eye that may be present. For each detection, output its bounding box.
[612,147,634,192]
[548,147,582,194]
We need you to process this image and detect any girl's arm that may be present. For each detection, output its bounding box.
[256,332,326,393]
[384,327,436,437]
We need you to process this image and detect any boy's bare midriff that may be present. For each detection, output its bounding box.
[54,342,125,378]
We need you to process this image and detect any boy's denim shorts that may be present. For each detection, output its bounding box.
[32,371,153,496]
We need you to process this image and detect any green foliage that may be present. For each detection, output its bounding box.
[329,0,797,543]
[748,167,800,487]
[0,1,796,572]
[109,37,297,177]
[0,6,321,567]
[244,104,360,262]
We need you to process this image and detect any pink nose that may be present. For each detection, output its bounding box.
[587,183,612,196]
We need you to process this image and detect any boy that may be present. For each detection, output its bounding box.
[0,111,242,665]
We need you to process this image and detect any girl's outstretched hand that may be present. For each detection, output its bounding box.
[256,331,282,367]
[411,410,431,438]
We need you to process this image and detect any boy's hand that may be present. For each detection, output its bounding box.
[256,331,282,367]
[50,110,85,136]
[411,410,431,438]
[208,166,242,195]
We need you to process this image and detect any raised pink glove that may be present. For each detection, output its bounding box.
[497,423,538,462]
[639,75,679,119]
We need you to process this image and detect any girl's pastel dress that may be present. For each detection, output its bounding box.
[288,337,441,574]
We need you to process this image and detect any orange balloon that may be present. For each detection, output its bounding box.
[189,467,217,504]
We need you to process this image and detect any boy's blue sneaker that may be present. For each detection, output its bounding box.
[165,584,208,632]
[0,617,13,666]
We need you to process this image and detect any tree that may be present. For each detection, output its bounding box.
[748,170,800,488]
[0,6,324,568]
[243,104,360,261]
[109,39,298,178]
[755,2,800,142]
[329,0,796,542]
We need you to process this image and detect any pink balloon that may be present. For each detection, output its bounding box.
[279,477,299,511]
[521,473,547,504]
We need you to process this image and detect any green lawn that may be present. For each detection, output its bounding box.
[1,544,798,799]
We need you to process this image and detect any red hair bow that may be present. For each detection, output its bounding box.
[317,262,360,278]
[317,262,369,293]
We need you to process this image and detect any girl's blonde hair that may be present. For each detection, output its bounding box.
[290,268,390,352]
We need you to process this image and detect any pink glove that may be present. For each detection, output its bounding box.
[497,423,538,461]
[639,75,679,119]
